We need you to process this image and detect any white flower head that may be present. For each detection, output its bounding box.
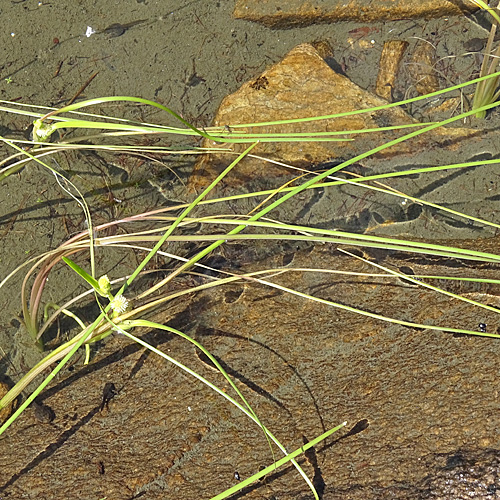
[110,294,129,315]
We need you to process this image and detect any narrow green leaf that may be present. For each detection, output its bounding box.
[61,256,100,292]
[210,422,347,500]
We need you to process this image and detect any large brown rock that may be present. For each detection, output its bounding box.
[189,43,484,196]
[187,42,499,243]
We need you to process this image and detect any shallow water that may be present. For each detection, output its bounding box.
[1,1,500,498]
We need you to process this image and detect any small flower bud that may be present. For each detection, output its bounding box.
[97,275,111,296]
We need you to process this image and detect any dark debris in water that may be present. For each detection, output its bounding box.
[334,448,500,500]
[419,449,500,500]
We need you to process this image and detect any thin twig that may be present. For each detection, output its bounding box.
[67,72,98,106]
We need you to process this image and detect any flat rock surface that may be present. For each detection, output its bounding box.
[2,245,500,499]
[234,0,476,27]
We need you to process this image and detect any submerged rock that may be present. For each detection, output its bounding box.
[188,42,498,241]
[189,43,484,195]
[376,40,409,102]
[234,0,477,28]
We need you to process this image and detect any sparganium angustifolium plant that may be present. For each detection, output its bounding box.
[470,0,500,118]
